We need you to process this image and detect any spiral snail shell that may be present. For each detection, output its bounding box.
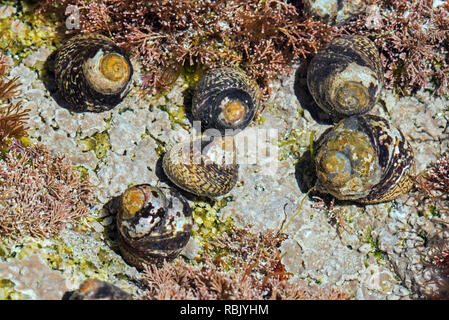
[116,184,193,270]
[67,279,131,300]
[192,67,261,133]
[314,114,414,204]
[307,35,384,119]
[54,34,133,112]
[162,136,239,197]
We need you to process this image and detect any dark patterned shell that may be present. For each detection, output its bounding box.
[116,184,192,270]
[54,34,133,112]
[314,114,414,204]
[67,279,131,300]
[307,36,384,119]
[192,67,260,133]
[162,136,239,197]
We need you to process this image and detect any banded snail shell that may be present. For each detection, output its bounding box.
[116,184,192,270]
[192,67,260,133]
[314,114,414,204]
[307,35,384,120]
[162,136,239,197]
[54,34,133,112]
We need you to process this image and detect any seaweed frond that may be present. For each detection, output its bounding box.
[0,140,96,239]
[140,228,350,300]
[38,0,337,97]
[0,57,20,99]
[344,0,449,95]
[416,153,449,206]
[0,54,29,145]
[0,101,30,145]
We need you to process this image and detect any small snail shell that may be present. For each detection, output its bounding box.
[307,35,383,119]
[314,114,414,204]
[67,279,131,300]
[192,67,261,133]
[116,184,193,270]
[54,34,133,112]
[162,136,239,197]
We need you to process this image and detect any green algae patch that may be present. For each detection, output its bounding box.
[191,196,235,247]
[364,226,386,263]
[181,64,207,90]
[0,1,61,63]
[159,104,190,130]
[0,230,136,296]
[0,278,21,300]
[73,165,90,181]
[77,132,111,161]
[278,128,313,161]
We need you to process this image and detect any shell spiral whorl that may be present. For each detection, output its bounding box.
[192,67,260,133]
[162,136,239,197]
[307,35,384,119]
[116,184,192,270]
[314,114,414,204]
[54,34,133,112]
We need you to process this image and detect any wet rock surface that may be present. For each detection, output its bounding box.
[1,3,449,298]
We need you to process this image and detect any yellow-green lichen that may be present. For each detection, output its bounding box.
[0,232,133,292]
[182,64,207,90]
[0,279,22,300]
[159,104,190,130]
[0,1,61,63]
[191,196,234,245]
[278,128,313,161]
[77,132,111,160]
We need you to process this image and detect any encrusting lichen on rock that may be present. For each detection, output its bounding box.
[0,0,449,301]
[0,254,68,300]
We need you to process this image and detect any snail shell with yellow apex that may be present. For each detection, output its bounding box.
[116,184,192,270]
[314,114,414,204]
[54,34,133,112]
[307,35,384,119]
[163,136,239,197]
[192,67,261,133]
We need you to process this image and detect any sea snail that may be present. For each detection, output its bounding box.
[307,35,384,120]
[54,34,133,112]
[116,184,193,270]
[163,136,239,197]
[67,279,131,300]
[192,67,261,133]
[314,114,414,204]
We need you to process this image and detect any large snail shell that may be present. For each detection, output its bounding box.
[307,36,384,119]
[54,34,133,112]
[162,136,239,197]
[192,67,260,133]
[314,114,414,204]
[116,184,193,270]
[67,279,131,300]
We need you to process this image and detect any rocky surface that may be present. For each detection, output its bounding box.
[1,1,449,300]
[302,0,372,26]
